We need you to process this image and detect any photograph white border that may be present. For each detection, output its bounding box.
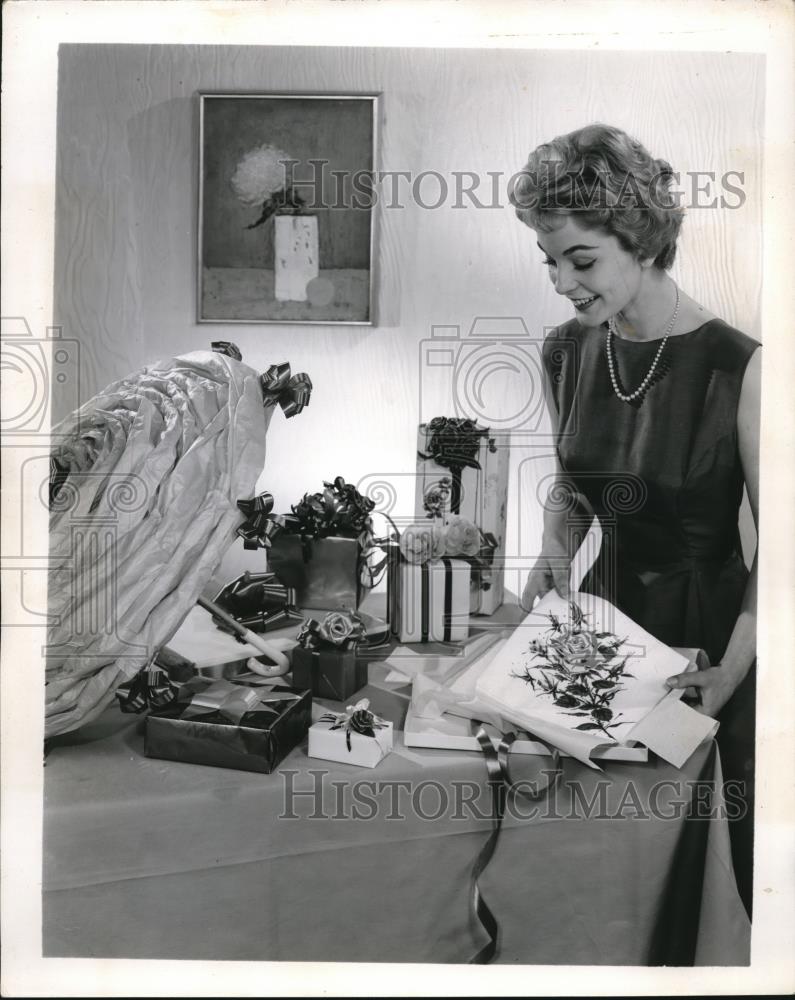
[2,1,793,996]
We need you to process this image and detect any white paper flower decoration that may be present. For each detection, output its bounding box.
[231,144,293,205]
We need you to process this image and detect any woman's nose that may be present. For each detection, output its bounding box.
[552,264,578,296]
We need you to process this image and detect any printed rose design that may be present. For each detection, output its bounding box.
[442,514,481,558]
[547,630,595,673]
[513,603,634,739]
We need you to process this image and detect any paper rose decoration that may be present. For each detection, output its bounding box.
[441,513,481,558]
[399,522,446,565]
[399,515,481,564]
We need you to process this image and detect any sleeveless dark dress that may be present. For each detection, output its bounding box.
[543,317,759,914]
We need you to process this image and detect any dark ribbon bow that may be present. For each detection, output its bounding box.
[319,698,388,752]
[261,363,313,418]
[116,665,178,714]
[419,417,491,514]
[236,493,298,550]
[290,476,376,540]
[420,417,488,472]
[213,570,303,635]
[211,341,243,362]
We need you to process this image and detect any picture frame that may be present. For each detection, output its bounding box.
[198,92,379,325]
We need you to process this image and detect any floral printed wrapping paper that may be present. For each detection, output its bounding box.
[474,592,718,768]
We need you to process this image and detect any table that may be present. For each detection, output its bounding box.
[43,664,751,966]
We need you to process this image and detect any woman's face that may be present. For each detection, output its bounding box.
[534,216,647,327]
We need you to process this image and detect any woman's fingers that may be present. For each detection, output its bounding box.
[665,671,709,689]
[551,567,570,599]
[520,571,551,611]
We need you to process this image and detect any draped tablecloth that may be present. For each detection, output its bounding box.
[43,672,750,965]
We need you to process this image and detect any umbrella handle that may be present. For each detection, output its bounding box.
[197,596,290,676]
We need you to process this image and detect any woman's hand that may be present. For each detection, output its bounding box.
[520,554,571,612]
[664,665,742,718]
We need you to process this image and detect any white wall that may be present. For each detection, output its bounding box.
[54,45,763,588]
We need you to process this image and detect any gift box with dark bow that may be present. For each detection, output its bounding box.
[290,610,373,700]
[144,678,312,774]
[236,477,386,612]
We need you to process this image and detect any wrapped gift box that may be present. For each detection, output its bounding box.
[145,679,311,774]
[399,557,470,643]
[267,534,361,611]
[308,718,393,768]
[415,422,509,615]
[291,645,368,701]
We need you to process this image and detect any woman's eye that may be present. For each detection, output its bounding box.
[573,261,595,272]
[542,257,556,267]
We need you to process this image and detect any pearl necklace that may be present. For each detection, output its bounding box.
[606,286,680,402]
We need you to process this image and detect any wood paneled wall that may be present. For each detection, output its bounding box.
[54,45,763,586]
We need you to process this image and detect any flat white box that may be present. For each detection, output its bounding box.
[403,705,648,762]
[308,719,394,768]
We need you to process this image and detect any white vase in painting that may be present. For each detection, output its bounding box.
[274,215,319,302]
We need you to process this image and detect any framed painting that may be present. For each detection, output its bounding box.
[198,92,379,324]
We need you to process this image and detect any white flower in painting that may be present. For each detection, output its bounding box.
[231,144,293,205]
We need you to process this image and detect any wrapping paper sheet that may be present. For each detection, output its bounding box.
[45,350,272,737]
[475,592,710,768]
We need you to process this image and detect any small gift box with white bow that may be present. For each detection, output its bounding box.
[308,698,393,768]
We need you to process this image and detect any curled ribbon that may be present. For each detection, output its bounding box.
[319,697,388,752]
[211,341,243,362]
[419,417,488,472]
[289,477,390,592]
[290,476,375,540]
[116,665,178,714]
[260,363,313,418]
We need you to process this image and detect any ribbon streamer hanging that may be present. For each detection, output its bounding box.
[468,728,562,964]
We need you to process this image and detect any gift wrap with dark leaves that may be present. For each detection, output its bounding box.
[145,683,312,774]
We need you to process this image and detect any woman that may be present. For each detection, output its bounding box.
[511,124,760,914]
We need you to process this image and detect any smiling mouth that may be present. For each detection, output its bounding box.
[571,295,599,310]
